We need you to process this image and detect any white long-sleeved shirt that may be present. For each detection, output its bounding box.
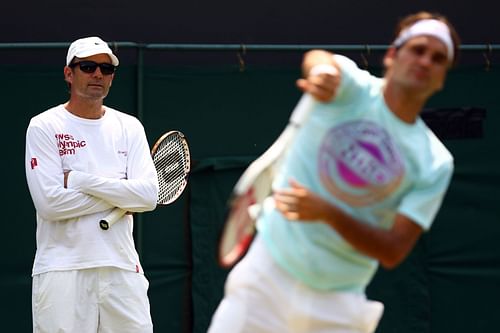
[25,104,159,276]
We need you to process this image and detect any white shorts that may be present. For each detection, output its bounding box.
[208,236,384,333]
[32,267,153,333]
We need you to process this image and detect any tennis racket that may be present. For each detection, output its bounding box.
[99,130,191,230]
[218,93,316,268]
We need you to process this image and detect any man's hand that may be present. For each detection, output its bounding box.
[296,50,341,103]
[274,179,332,221]
[63,170,71,189]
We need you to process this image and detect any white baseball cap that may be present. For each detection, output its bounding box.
[66,36,119,66]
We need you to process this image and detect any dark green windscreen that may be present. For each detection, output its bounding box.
[3,61,497,332]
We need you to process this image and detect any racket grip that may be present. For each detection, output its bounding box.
[289,94,315,125]
[99,208,127,230]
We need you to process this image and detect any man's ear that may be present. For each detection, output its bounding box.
[63,66,73,84]
[383,47,397,68]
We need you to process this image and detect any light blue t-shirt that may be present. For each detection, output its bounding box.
[257,54,454,293]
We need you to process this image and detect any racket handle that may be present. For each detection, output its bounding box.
[289,94,316,125]
[99,208,127,230]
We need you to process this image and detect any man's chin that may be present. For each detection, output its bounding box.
[85,90,108,100]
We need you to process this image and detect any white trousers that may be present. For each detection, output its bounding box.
[208,236,384,333]
[32,267,153,333]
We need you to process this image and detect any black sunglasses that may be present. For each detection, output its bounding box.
[69,61,116,75]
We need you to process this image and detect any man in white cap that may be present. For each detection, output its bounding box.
[25,36,158,332]
[209,11,460,333]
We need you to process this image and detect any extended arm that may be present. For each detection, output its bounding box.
[274,179,423,269]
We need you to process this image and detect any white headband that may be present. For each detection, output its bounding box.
[393,19,454,61]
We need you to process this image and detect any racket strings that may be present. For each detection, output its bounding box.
[153,134,190,205]
[220,190,256,263]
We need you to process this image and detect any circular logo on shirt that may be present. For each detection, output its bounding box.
[318,120,404,206]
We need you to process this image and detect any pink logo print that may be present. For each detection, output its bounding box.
[30,158,38,169]
[318,120,404,206]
